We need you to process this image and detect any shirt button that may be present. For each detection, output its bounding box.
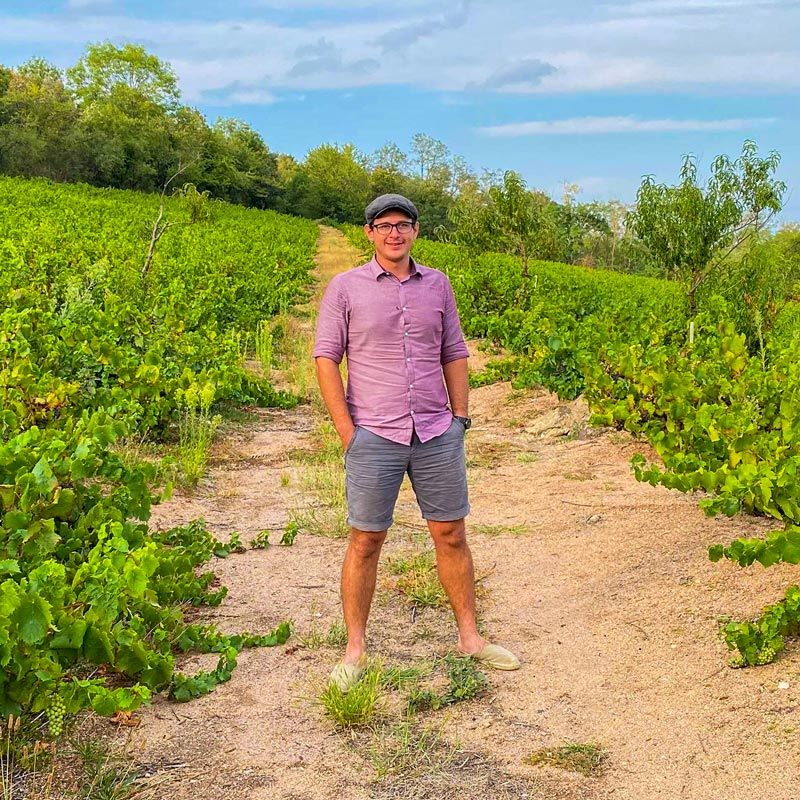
[410,384,414,388]
[406,358,411,362]
[402,306,407,311]
[404,331,409,336]
[410,410,415,415]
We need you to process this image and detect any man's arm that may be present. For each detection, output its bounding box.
[443,357,469,417]
[315,357,356,449]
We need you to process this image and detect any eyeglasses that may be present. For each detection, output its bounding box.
[371,221,415,235]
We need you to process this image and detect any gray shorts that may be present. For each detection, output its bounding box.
[344,419,470,532]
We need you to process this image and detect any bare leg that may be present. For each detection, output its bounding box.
[341,527,387,664]
[427,518,486,654]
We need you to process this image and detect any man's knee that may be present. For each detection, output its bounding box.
[429,519,467,549]
[348,528,387,558]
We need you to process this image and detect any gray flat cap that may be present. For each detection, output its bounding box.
[365,193,419,225]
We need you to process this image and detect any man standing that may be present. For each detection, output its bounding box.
[313,194,519,692]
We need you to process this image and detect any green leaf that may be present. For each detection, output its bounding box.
[0,560,20,576]
[12,593,53,645]
[83,625,114,665]
[31,457,58,492]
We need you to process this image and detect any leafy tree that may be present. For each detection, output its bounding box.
[410,133,449,182]
[293,143,370,223]
[448,171,559,277]
[66,42,179,111]
[0,59,78,180]
[371,141,408,174]
[629,140,786,313]
[65,44,181,191]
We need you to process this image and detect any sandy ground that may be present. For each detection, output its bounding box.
[124,229,799,800]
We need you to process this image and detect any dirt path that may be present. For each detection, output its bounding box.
[129,228,799,800]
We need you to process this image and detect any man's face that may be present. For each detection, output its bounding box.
[365,210,419,265]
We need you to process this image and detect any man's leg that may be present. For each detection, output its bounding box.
[341,527,387,665]
[427,517,486,655]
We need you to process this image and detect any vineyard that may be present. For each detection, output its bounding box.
[346,226,800,667]
[1,177,316,726]
[1,177,799,797]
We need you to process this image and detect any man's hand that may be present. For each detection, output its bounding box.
[341,424,357,451]
[315,357,357,452]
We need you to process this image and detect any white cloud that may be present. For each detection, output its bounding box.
[0,0,798,101]
[479,116,777,137]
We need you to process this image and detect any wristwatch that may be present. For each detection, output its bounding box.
[454,416,472,430]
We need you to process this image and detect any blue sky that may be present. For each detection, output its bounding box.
[1,0,799,220]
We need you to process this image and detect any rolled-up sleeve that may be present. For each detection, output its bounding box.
[313,276,348,363]
[440,278,469,365]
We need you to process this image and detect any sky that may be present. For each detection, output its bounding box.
[1,0,799,220]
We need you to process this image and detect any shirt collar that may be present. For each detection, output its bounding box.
[368,255,425,280]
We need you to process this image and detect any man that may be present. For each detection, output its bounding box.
[313,193,519,692]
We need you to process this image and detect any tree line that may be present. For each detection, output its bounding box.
[2,41,798,293]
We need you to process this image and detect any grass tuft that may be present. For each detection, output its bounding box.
[318,665,386,727]
[384,551,447,608]
[524,742,608,776]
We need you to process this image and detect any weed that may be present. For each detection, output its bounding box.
[251,529,271,549]
[177,407,221,486]
[280,472,291,487]
[465,440,513,470]
[441,655,488,704]
[254,318,274,376]
[280,519,300,546]
[292,504,349,539]
[298,627,325,650]
[318,665,385,727]
[406,687,443,714]
[563,470,596,481]
[385,551,447,608]
[524,742,608,776]
[369,719,455,779]
[471,523,527,537]
[381,662,434,691]
[516,452,538,464]
[325,621,348,648]
[69,738,136,800]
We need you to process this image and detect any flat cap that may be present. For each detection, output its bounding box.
[365,193,419,225]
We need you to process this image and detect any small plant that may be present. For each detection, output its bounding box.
[177,380,221,485]
[318,665,385,727]
[524,742,608,777]
[280,519,300,546]
[471,523,527,537]
[254,318,273,376]
[381,662,434,690]
[441,654,488,704]
[325,620,348,648]
[385,551,447,608]
[70,738,136,800]
[406,687,443,714]
[280,472,291,487]
[251,529,271,549]
[369,720,454,779]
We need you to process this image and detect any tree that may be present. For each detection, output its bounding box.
[410,133,449,182]
[293,143,370,223]
[65,44,182,191]
[449,171,559,277]
[66,42,179,111]
[0,59,78,180]
[371,141,407,174]
[629,140,786,313]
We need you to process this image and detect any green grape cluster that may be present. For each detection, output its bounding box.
[756,646,776,665]
[46,696,67,737]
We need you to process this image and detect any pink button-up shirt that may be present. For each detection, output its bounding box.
[313,256,469,444]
